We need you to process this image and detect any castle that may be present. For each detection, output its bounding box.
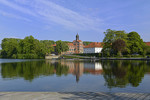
[62,34,84,54]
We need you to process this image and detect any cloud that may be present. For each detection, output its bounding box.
[0,0,37,16]
[0,0,103,32]
[34,0,103,31]
[0,10,31,21]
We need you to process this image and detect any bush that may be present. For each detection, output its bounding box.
[12,54,17,59]
[16,54,40,59]
[123,55,131,58]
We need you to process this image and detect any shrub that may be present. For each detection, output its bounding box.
[12,54,17,59]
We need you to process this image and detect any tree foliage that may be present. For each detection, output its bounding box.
[1,36,54,59]
[102,29,147,57]
[56,40,69,54]
[112,39,126,52]
[102,29,128,56]
[112,39,126,56]
[127,31,146,54]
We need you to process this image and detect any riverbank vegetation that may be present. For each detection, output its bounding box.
[0,36,68,59]
[0,36,55,59]
[102,29,150,57]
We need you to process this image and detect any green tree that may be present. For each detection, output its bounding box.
[1,35,55,59]
[56,40,69,54]
[40,40,54,55]
[1,38,20,58]
[127,32,146,54]
[102,29,127,56]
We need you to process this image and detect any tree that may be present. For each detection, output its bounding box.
[1,38,20,58]
[127,32,146,54]
[112,39,126,56]
[1,36,55,59]
[56,40,69,54]
[102,29,127,56]
[40,40,54,54]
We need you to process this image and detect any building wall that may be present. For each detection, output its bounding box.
[84,48,95,53]
[73,40,84,54]
[63,40,84,54]
[84,47,102,53]
[67,45,75,54]
[95,47,102,53]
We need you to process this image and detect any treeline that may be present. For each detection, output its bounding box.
[0,36,55,59]
[102,29,150,57]
[0,36,72,59]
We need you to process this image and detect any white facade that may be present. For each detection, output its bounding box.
[84,47,102,53]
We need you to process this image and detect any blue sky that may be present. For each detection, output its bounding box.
[0,0,150,44]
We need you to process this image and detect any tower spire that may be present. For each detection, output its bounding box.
[76,33,79,41]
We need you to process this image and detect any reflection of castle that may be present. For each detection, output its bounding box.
[60,60,103,82]
[60,61,84,82]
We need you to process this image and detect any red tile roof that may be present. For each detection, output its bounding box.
[145,42,150,46]
[52,44,56,46]
[68,43,74,46]
[73,40,82,42]
[84,42,103,48]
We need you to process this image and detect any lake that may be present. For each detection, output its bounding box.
[0,59,150,93]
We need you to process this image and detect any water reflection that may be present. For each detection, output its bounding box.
[102,60,150,88]
[0,60,150,88]
[59,60,103,82]
[1,61,69,82]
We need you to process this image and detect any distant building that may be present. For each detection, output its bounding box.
[62,33,84,54]
[84,42,103,53]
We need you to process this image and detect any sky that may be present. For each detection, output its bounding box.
[0,0,150,44]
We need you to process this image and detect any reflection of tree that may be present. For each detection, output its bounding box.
[1,61,69,82]
[102,60,149,88]
[55,62,69,76]
[128,61,147,87]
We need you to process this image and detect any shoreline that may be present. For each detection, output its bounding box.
[0,58,150,61]
[60,57,150,61]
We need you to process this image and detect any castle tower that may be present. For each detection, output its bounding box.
[76,33,79,41]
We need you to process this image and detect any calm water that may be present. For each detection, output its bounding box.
[0,59,150,93]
